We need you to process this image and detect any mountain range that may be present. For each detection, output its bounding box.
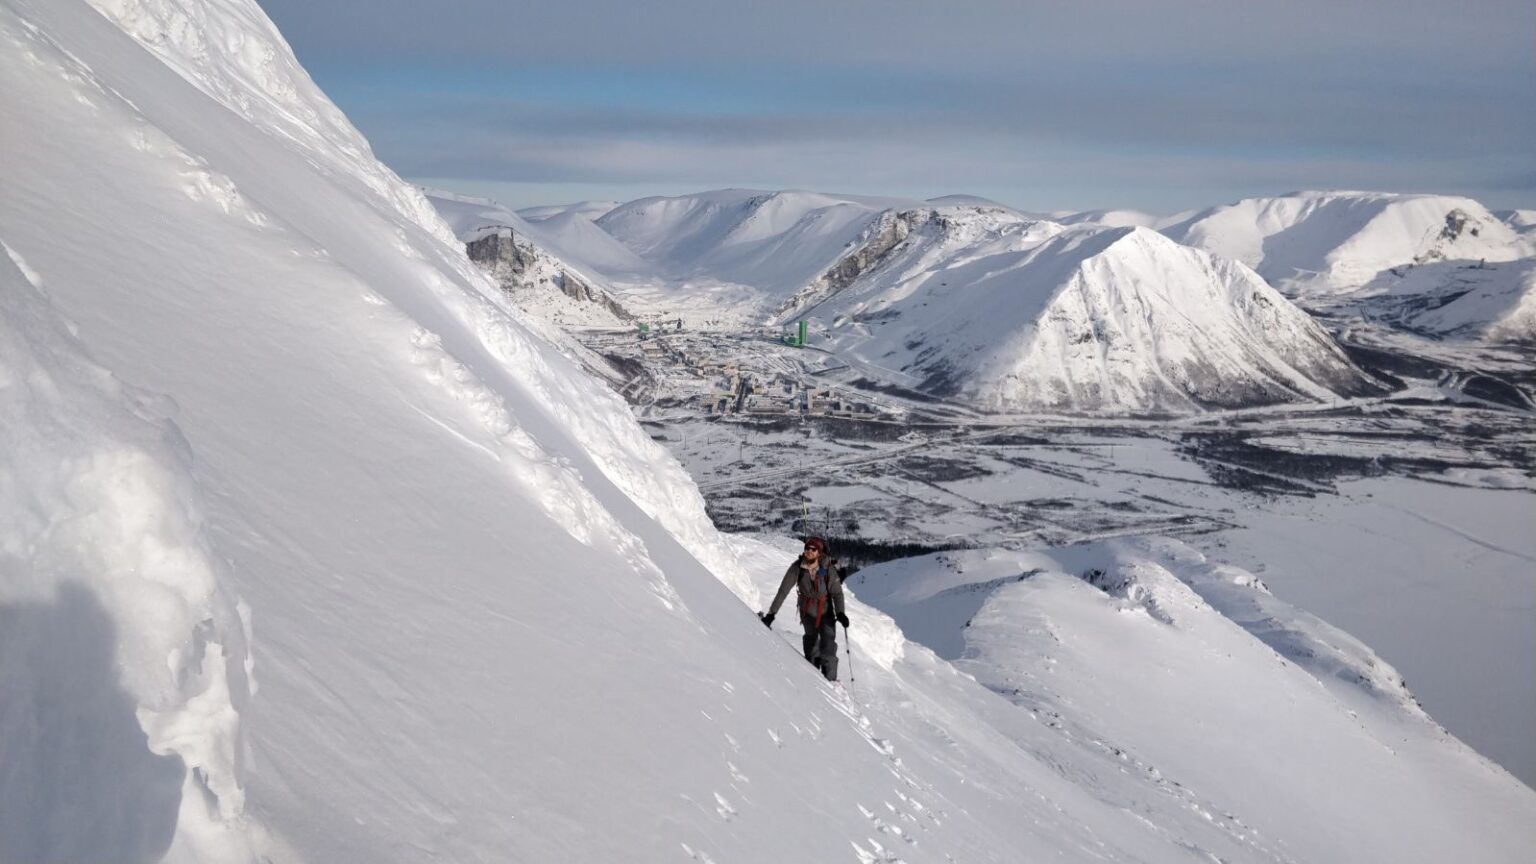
[433,186,1535,413]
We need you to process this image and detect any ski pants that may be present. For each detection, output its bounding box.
[800,612,838,681]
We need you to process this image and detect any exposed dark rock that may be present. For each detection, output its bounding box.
[463,226,632,320]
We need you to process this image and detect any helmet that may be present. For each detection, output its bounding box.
[803,536,827,552]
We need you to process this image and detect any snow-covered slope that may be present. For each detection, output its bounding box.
[1355,258,1536,343]
[4,2,1532,862]
[595,189,901,298]
[434,190,647,277]
[1496,209,1536,235]
[524,209,653,276]
[790,208,1379,412]
[848,538,1536,864]
[1163,191,1534,293]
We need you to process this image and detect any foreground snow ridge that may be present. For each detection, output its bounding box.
[0,246,253,862]
[849,537,1536,864]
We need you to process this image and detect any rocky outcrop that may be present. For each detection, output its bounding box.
[466,227,537,278]
[464,225,632,321]
[775,210,936,321]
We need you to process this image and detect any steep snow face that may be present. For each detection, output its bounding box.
[82,0,452,250]
[1163,191,1533,293]
[0,0,797,857]
[806,212,1376,412]
[848,538,1536,864]
[0,247,252,862]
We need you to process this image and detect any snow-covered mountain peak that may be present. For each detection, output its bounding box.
[793,216,1376,413]
[1164,190,1530,293]
[975,225,1376,410]
[523,186,1383,413]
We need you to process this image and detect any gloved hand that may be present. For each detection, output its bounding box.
[760,612,775,628]
[837,613,850,628]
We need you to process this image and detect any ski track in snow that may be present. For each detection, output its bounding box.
[1380,502,1536,565]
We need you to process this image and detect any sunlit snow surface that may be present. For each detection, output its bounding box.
[848,536,1536,863]
[2,2,1534,863]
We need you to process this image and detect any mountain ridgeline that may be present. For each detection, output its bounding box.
[427,188,1533,412]
[439,190,1417,413]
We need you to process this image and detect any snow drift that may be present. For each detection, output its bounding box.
[0,245,252,862]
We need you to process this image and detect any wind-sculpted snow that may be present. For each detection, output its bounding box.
[0,246,253,862]
[84,0,455,249]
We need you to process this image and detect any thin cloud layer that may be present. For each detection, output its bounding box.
[262,0,1536,211]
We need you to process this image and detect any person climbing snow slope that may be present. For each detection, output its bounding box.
[760,537,849,681]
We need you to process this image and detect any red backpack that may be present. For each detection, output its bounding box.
[798,563,835,626]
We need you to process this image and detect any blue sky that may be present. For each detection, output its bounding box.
[261,0,1535,214]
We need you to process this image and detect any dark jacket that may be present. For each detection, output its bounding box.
[767,556,845,622]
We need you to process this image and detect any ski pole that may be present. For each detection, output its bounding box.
[843,623,856,698]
